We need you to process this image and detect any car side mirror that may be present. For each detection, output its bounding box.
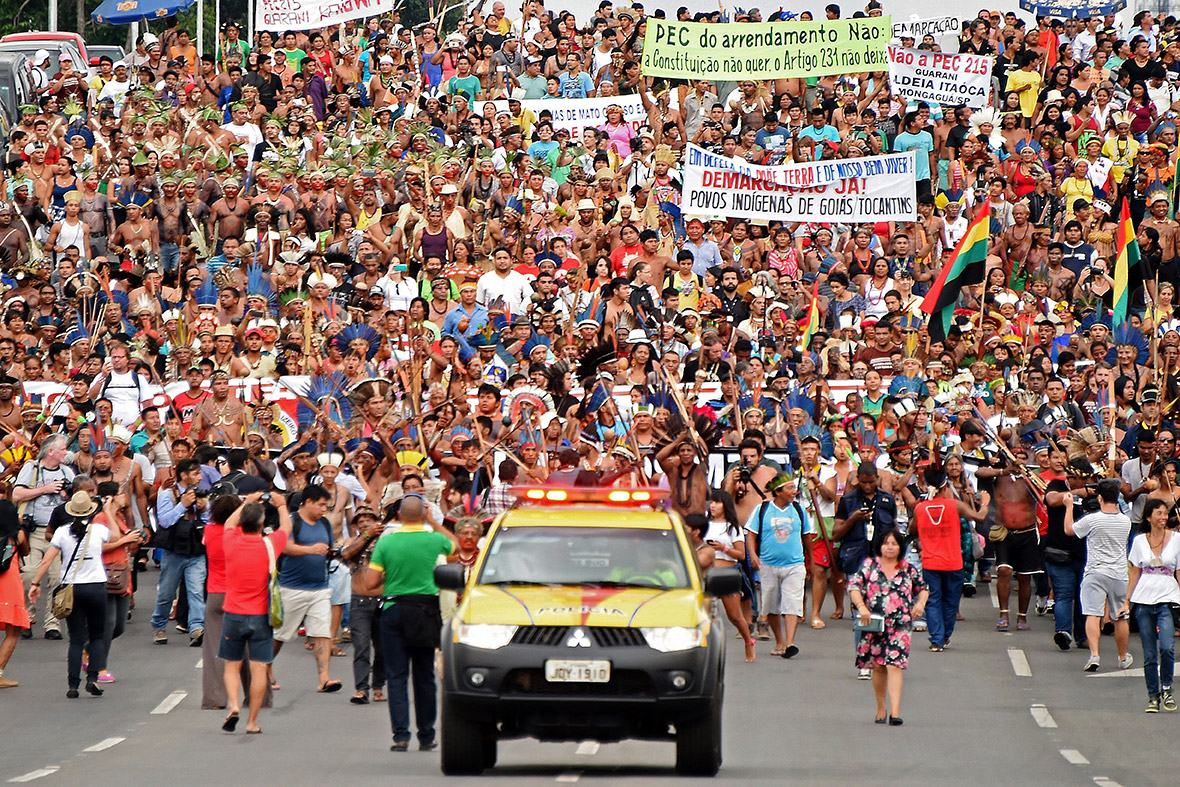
[434,563,466,591]
[703,568,741,597]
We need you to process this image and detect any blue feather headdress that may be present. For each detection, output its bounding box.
[246,264,277,315]
[297,373,353,431]
[338,323,382,360]
[193,275,219,307]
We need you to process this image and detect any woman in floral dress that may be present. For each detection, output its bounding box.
[848,529,928,726]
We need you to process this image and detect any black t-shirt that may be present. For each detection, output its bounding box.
[1043,478,1087,562]
[219,469,270,494]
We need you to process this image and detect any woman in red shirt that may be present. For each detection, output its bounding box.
[218,493,292,734]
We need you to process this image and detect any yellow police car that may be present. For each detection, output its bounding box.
[434,487,740,776]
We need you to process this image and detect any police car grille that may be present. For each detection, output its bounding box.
[511,626,568,647]
[503,668,654,696]
[590,628,646,647]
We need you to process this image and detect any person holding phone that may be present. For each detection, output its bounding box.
[1123,497,1180,712]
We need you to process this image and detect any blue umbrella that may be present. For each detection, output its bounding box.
[1018,0,1126,19]
[92,0,196,25]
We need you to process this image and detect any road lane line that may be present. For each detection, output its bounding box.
[1060,749,1089,765]
[556,771,582,782]
[989,582,999,609]
[195,659,203,669]
[1094,779,1124,787]
[1030,704,1057,728]
[82,738,125,753]
[1008,648,1032,677]
[8,767,60,783]
[150,690,188,715]
[575,741,600,756]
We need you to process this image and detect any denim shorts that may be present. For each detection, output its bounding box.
[219,613,274,663]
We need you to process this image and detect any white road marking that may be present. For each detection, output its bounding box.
[1030,704,1057,728]
[1090,668,1144,678]
[1094,778,1124,787]
[8,767,60,783]
[989,582,999,609]
[82,738,125,753]
[1060,749,1090,765]
[574,741,600,756]
[1008,648,1032,677]
[150,690,187,715]
[556,772,582,783]
[195,659,203,669]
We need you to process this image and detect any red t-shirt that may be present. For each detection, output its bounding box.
[912,499,963,572]
[204,522,227,594]
[223,528,288,616]
[610,243,642,277]
[173,389,210,433]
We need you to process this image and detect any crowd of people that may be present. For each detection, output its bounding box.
[1,0,1180,748]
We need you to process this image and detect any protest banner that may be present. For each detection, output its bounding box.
[256,0,396,32]
[891,15,962,40]
[641,17,890,80]
[887,46,992,109]
[491,94,652,139]
[681,144,917,223]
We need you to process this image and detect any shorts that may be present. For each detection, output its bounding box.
[1080,573,1127,618]
[219,613,274,663]
[993,528,1043,575]
[329,560,350,606]
[759,563,806,617]
[273,586,332,641]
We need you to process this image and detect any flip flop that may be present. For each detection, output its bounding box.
[1016,618,1030,631]
[373,690,386,702]
[318,680,343,693]
[330,647,347,657]
[246,728,263,735]
[222,711,240,732]
[928,645,944,652]
[351,692,369,705]
[829,611,844,620]
[770,647,786,656]
[810,619,826,629]
[996,617,1009,631]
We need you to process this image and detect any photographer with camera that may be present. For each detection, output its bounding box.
[150,458,209,647]
[15,435,75,640]
[269,484,343,694]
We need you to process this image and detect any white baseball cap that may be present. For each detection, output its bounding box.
[33,49,49,65]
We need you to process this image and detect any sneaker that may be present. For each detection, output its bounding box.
[962,582,977,598]
[1045,599,1055,613]
[175,624,189,634]
[1119,653,1134,670]
[1053,631,1071,651]
[755,622,771,641]
[1147,697,1160,713]
[390,741,409,752]
[20,629,31,640]
[1035,596,1049,616]
[419,740,438,752]
[154,630,167,645]
[913,620,928,632]
[189,629,205,647]
[1163,689,1177,712]
[1083,655,1100,672]
[45,630,62,640]
[857,668,872,680]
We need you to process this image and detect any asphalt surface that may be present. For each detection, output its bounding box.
[1,575,1175,786]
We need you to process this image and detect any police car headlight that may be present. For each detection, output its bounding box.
[641,625,705,652]
[455,623,518,650]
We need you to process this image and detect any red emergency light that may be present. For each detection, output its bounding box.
[513,487,669,505]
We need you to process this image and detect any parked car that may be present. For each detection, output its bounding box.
[87,45,127,67]
[0,39,89,83]
[0,32,91,70]
[0,52,34,157]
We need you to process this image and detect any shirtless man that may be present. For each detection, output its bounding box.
[1000,202,1035,268]
[571,199,604,267]
[109,196,160,261]
[186,106,236,152]
[632,228,672,285]
[0,377,21,437]
[301,171,336,233]
[1044,242,1076,302]
[209,178,251,247]
[1142,196,1179,274]
[0,205,30,266]
[189,370,246,445]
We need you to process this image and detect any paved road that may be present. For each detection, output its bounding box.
[1,575,1173,785]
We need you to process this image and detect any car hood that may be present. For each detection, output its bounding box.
[459,585,704,628]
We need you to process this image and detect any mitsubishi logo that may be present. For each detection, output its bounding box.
[566,628,592,648]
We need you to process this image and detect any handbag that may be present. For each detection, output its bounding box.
[105,563,131,595]
[1169,603,1180,631]
[1044,546,1074,566]
[263,537,284,629]
[52,525,93,619]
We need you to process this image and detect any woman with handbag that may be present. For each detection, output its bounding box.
[847,528,928,726]
[93,482,144,684]
[0,498,31,688]
[27,492,113,698]
[1122,498,1180,713]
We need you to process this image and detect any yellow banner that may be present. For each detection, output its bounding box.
[641,17,891,80]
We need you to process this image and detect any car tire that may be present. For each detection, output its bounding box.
[440,690,485,775]
[482,731,498,768]
[675,688,722,776]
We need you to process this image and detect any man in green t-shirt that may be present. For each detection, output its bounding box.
[447,55,483,102]
[363,495,456,751]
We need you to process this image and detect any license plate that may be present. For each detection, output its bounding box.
[544,659,611,683]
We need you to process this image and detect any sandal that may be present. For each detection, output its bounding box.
[810,619,826,629]
[222,711,240,732]
[996,613,1009,631]
[317,680,343,693]
[1016,616,1030,631]
[330,647,347,657]
[928,644,944,652]
[350,691,369,705]
[829,610,844,620]
[770,647,786,656]
[373,689,386,702]
[305,640,315,651]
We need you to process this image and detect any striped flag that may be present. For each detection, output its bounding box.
[1112,197,1141,326]
[920,200,991,343]
[799,278,821,350]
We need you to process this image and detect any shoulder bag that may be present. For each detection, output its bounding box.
[52,525,94,619]
[263,537,284,629]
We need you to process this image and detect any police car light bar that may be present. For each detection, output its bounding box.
[514,487,669,505]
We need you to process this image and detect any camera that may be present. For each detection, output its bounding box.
[738,466,753,484]
[194,489,210,499]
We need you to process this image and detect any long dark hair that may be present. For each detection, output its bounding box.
[708,488,741,537]
[69,513,91,542]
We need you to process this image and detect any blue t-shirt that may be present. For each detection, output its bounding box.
[745,500,814,568]
[278,515,332,590]
[558,71,594,98]
[527,140,559,160]
[893,130,934,181]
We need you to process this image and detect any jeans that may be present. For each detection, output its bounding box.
[102,593,130,660]
[66,583,109,689]
[150,552,207,632]
[351,595,384,694]
[1134,603,1176,698]
[923,568,964,647]
[379,603,437,744]
[1044,560,1086,644]
[159,241,180,273]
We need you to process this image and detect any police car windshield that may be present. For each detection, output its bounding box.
[478,526,691,589]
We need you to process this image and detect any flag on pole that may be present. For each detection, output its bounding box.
[1112,197,1141,326]
[799,278,821,350]
[920,200,991,343]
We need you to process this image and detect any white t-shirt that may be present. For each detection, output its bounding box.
[477,269,533,315]
[1128,533,1180,605]
[704,520,738,563]
[50,524,112,584]
[1072,510,1132,581]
